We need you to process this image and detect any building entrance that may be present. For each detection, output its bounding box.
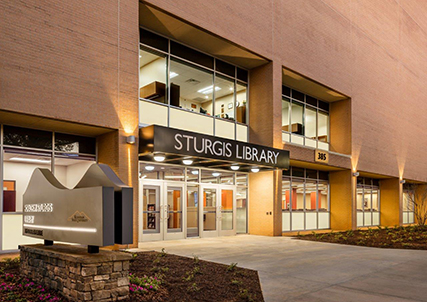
[138,163,244,243]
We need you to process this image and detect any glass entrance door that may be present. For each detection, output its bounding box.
[140,180,185,241]
[201,185,236,238]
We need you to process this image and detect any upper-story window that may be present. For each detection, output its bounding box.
[281,86,329,150]
[139,29,249,124]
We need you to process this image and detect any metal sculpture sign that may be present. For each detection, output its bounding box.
[22,164,133,249]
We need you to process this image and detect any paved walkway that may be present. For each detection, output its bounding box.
[131,235,427,302]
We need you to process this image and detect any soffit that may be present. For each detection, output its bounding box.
[139,3,269,69]
[0,110,114,137]
[282,68,348,102]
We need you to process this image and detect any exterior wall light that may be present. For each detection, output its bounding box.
[352,172,359,177]
[145,165,155,171]
[126,135,136,145]
[153,153,165,162]
[182,159,193,165]
[230,165,240,171]
[251,167,260,173]
[400,179,406,184]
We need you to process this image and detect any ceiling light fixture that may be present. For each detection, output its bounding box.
[153,153,165,162]
[230,165,240,171]
[251,167,260,173]
[191,170,199,175]
[212,172,221,177]
[10,157,51,164]
[145,165,155,171]
[197,85,221,94]
[170,71,179,79]
[182,159,193,165]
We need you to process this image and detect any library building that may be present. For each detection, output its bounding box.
[0,1,425,252]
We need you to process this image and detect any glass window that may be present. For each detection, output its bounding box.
[214,75,235,121]
[54,154,95,189]
[140,163,162,180]
[142,185,161,233]
[216,60,235,77]
[164,167,185,181]
[3,148,52,212]
[220,172,234,185]
[372,190,379,211]
[305,180,317,211]
[187,185,199,237]
[235,173,248,186]
[170,58,214,115]
[170,41,214,69]
[3,126,52,150]
[291,102,304,136]
[55,133,96,155]
[318,182,328,211]
[305,107,317,140]
[318,112,329,142]
[282,179,291,210]
[236,187,247,233]
[236,82,248,124]
[364,188,372,211]
[140,29,168,52]
[356,188,364,211]
[236,67,248,82]
[292,180,304,211]
[139,47,168,104]
[282,98,290,132]
[186,168,199,182]
[201,170,221,184]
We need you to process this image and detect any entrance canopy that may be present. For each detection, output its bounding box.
[139,125,289,172]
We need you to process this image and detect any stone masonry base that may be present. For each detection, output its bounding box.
[20,244,132,301]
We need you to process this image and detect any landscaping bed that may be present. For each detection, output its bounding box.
[297,225,427,249]
[128,250,264,301]
[0,250,263,301]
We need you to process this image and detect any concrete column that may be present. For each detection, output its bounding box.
[249,170,282,236]
[379,178,401,227]
[330,170,356,230]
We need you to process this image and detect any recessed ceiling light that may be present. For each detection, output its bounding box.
[251,167,260,173]
[182,159,193,165]
[230,165,240,171]
[198,85,221,94]
[153,153,165,162]
[170,71,179,79]
[212,172,221,177]
[145,165,155,171]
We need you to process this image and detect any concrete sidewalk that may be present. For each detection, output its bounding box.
[131,235,427,302]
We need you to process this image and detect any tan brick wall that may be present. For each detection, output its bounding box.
[379,178,401,227]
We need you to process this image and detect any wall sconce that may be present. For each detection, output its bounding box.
[126,135,136,145]
[400,179,406,184]
[352,172,359,177]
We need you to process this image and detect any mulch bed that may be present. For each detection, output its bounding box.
[0,251,263,302]
[128,251,264,302]
[0,258,62,301]
[297,225,427,249]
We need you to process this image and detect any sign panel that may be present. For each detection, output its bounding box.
[22,164,133,247]
[315,149,329,164]
[140,125,290,170]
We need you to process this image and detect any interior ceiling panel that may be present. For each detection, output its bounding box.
[139,3,268,69]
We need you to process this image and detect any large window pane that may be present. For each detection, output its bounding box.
[214,75,235,121]
[282,179,291,210]
[305,180,317,211]
[372,190,379,211]
[357,188,364,211]
[139,48,167,104]
[318,183,328,211]
[3,149,52,212]
[318,112,329,142]
[236,82,248,124]
[3,126,52,150]
[364,188,372,211]
[55,133,96,155]
[187,185,199,237]
[170,58,213,115]
[236,187,247,233]
[305,107,317,140]
[291,102,304,136]
[292,180,304,211]
[143,186,161,233]
[282,98,290,132]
